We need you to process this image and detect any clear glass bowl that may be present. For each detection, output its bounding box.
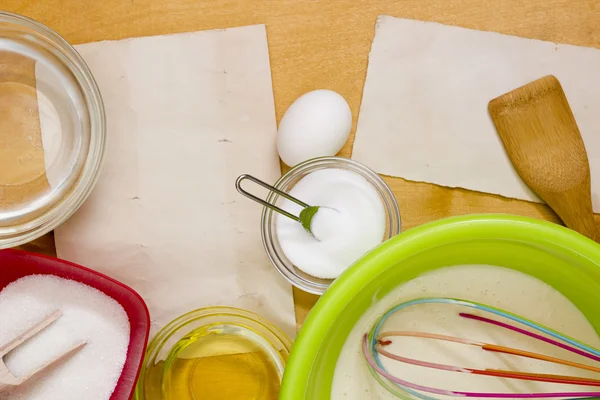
[0,12,105,248]
[134,307,292,400]
[262,157,401,295]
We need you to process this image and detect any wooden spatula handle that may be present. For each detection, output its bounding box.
[545,182,600,242]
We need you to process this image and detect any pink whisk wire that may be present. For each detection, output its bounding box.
[363,298,600,399]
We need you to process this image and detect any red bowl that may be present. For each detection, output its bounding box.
[0,249,150,400]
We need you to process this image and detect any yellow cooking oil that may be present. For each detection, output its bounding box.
[145,323,284,400]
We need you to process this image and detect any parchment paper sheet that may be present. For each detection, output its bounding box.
[352,16,600,211]
[53,25,296,337]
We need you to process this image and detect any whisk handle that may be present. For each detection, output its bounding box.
[235,174,309,222]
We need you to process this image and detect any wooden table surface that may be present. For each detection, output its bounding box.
[4,0,600,331]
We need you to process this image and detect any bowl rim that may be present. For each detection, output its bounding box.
[0,11,106,248]
[134,305,293,400]
[0,249,150,400]
[261,156,401,294]
[279,214,600,398]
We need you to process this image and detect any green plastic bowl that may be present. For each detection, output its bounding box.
[279,214,600,399]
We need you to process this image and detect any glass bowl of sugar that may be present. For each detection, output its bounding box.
[262,156,401,294]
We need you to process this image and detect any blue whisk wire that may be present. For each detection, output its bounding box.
[364,297,600,400]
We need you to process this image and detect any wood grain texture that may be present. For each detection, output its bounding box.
[490,76,600,242]
[4,0,600,331]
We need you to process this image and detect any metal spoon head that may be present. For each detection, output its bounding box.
[299,206,320,234]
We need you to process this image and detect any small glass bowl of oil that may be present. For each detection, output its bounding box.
[134,307,292,400]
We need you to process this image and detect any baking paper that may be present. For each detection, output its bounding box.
[352,16,600,211]
[52,26,296,337]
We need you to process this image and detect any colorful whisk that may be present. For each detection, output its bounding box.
[362,297,600,399]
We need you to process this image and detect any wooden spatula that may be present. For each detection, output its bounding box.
[489,75,599,242]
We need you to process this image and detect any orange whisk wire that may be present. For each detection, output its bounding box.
[376,331,600,386]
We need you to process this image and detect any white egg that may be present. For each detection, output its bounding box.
[277,90,352,167]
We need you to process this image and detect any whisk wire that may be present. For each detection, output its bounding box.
[363,297,600,399]
[375,331,600,386]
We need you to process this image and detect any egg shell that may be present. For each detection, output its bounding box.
[277,90,352,167]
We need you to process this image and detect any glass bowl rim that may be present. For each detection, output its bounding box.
[261,156,401,295]
[135,306,293,400]
[0,11,106,248]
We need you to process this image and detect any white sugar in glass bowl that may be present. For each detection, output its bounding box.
[261,157,401,295]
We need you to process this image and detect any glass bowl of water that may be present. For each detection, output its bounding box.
[261,157,401,295]
[0,12,105,248]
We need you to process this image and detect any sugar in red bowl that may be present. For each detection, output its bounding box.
[0,249,150,400]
